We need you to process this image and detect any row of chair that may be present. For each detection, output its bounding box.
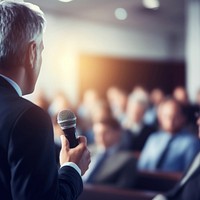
[78,170,182,200]
[78,184,156,200]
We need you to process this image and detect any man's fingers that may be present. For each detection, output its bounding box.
[60,135,69,151]
[77,136,87,145]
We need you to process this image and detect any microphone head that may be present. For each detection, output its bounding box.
[57,109,76,130]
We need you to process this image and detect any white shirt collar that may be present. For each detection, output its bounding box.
[0,74,22,97]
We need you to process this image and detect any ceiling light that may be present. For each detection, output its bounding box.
[58,0,74,2]
[143,0,160,10]
[115,8,127,20]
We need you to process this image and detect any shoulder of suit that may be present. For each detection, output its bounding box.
[12,97,50,125]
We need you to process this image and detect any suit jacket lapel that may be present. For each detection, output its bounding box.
[180,152,200,185]
[167,152,200,198]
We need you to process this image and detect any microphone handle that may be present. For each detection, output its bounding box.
[63,127,79,148]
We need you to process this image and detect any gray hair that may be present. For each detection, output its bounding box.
[0,1,46,69]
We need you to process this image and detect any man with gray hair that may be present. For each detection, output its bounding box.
[0,1,90,200]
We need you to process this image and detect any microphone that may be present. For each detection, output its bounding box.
[57,109,79,148]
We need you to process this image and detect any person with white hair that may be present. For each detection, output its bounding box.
[0,1,90,199]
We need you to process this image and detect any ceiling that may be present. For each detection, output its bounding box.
[28,0,185,34]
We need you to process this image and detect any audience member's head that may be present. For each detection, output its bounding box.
[82,89,99,107]
[150,88,165,107]
[173,86,189,105]
[90,100,112,123]
[93,117,122,150]
[157,97,186,134]
[125,88,149,126]
[106,86,119,104]
[106,86,128,121]
[48,92,72,117]
[78,89,100,120]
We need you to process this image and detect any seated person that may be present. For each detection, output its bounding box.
[82,116,137,189]
[122,88,156,151]
[173,86,199,134]
[138,97,200,172]
[144,88,165,128]
[106,86,128,123]
[77,89,100,144]
[153,112,200,200]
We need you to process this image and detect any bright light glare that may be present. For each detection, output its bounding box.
[143,0,160,9]
[115,8,127,20]
[58,0,73,2]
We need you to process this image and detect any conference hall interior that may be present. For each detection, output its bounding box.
[26,0,200,199]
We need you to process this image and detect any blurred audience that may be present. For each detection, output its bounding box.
[122,88,156,151]
[144,88,165,127]
[82,116,137,189]
[138,97,200,172]
[173,86,199,134]
[87,99,113,143]
[90,100,112,123]
[106,86,128,123]
[48,91,73,117]
[77,89,101,144]
[173,87,189,106]
[32,85,200,177]
[153,111,200,200]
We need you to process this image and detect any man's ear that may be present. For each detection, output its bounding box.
[25,41,37,69]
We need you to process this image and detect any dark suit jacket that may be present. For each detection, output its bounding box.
[0,76,83,200]
[84,148,137,189]
[165,156,200,200]
[123,124,156,151]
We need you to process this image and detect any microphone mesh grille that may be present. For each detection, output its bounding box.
[57,109,76,129]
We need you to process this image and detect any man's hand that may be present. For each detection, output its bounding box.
[60,135,91,175]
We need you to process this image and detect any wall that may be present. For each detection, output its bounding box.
[26,13,185,105]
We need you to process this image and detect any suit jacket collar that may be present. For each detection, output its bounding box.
[183,152,200,184]
[0,75,19,96]
[166,152,200,198]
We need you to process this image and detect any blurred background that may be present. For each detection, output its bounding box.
[24,0,200,198]
[26,0,199,105]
